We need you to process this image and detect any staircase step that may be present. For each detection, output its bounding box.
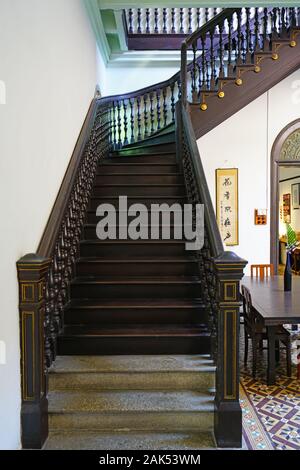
[89,196,187,210]
[105,154,176,163]
[82,223,185,240]
[45,430,215,450]
[48,390,214,432]
[114,143,176,155]
[95,173,183,184]
[99,163,179,174]
[92,184,186,197]
[76,258,199,277]
[80,240,188,257]
[57,325,209,355]
[70,277,202,299]
[64,298,206,325]
[49,355,215,391]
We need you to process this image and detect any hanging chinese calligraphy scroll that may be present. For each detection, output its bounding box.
[216,168,239,246]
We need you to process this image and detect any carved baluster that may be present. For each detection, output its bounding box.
[281,7,286,35]
[188,8,192,33]
[117,100,122,147]
[170,83,176,122]
[227,14,233,74]
[205,8,209,22]
[130,98,135,143]
[154,8,158,34]
[179,8,184,33]
[156,89,161,131]
[128,9,133,34]
[219,20,224,78]
[201,34,206,91]
[171,8,176,33]
[254,7,260,50]
[162,87,168,128]
[210,28,217,87]
[112,101,117,148]
[143,94,149,138]
[145,8,150,33]
[137,96,142,140]
[163,8,167,34]
[272,7,278,36]
[191,41,197,102]
[150,92,155,134]
[123,99,128,145]
[137,8,142,34]
[245,8,252,58]
[236,9,242,64]
[196,8,201,28]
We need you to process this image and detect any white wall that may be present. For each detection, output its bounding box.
[198,69,300,273]
[0,0,98,449]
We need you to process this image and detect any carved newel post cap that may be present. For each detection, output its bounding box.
[17,253,50,265]
[214,251,248,272]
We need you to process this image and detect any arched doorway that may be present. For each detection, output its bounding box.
[270,119,300,273]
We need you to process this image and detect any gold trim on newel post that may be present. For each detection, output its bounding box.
[213,251,247,448]
[17,253,51,450]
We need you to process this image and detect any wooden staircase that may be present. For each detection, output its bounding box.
[58,135,210,355]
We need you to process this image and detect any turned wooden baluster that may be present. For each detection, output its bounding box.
[149,92,155,134]
[130,98,135,143]
[117,100,122,147]
[145,8,150,34]
[179,8,184,33]
[170,83,176,122]
[210,28,217,86]
[262,8,269,48]
[219,20,224,78]
[154,8,159,34]
[236,10,242,64]
[188,8,193,33]
[123,99,128,145]
[156,89,161,131]
[192,41,197,102]
[143,94,149,138]
[137,9,142,34]
[281,8,286,34]
[112,101,117,148]
[137,96,142,141]
[254,8,260,50]
[128,9,133,34]
[162,87,168,128]
[227,14,233,74]
[205,8,209,22]
[245,8,252,58]
[201,34,206,90]
[171,8,175,33]
[163,8,167,34]
[196,8,201,28]
[272,8,278,36]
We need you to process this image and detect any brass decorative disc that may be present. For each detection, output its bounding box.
[272,53,279,60]
[254,66,261,73]
[235,78,243,86]
[290,40,297,47]
[218,91,225,99]
[200,103,208,111]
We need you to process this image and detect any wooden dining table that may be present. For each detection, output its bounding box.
[241,276,300,385]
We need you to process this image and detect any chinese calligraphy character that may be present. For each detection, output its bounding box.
[224,231,231,242]
[223,178,232,187]
[225,206,232,213]
[224,217,231,227]
[224,191,230,200]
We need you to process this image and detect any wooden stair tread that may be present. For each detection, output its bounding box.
[71,276,201,285]
[67,298,204,309]
[60,325,208,337]
[77,257,197,263]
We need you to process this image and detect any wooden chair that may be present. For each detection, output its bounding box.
[251,264,274,279]
[242,285,292,378]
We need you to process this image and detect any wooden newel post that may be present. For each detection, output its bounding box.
[213,251,247,448]
[17,253,51,449]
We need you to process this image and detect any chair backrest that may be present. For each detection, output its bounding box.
[250,264,274,279]
[242,285,257,332]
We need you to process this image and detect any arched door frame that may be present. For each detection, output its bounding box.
[270,118,300,273]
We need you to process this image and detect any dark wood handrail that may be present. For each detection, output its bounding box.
[37,98,99,257]
[180,103,224,257]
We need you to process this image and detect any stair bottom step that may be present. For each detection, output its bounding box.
[49,411,213,433]
[44,431,215,450]
[58,333,210,355]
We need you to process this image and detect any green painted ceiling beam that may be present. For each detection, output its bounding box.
[99,1,300,8]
